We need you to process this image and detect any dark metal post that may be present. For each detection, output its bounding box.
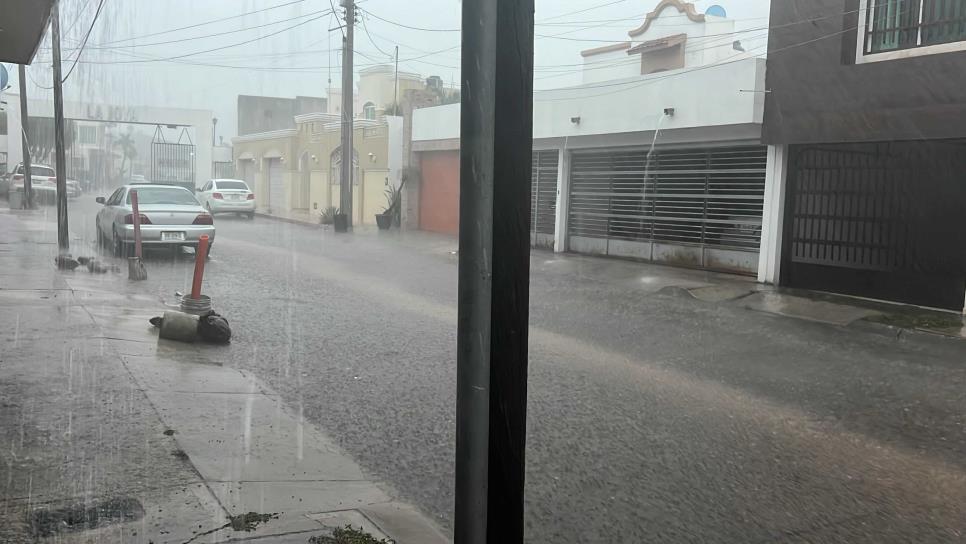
[455,0,534,541]
[17,65,33,209]
[51,1,69,253]
[339,0,355,228]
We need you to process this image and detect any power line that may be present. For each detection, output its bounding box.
[63,0,94,35]
[97,0,309,46]
[534,24,856,102]
[61,0,107,83]
[81,10,329,51]
[328,0,345,38]
[537,0,633,23]
[361,13,394,58]
[357,7,459,32]
[26,67,54,90]
[77,15,324,64]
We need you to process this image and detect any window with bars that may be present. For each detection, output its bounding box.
[865,0,966,54]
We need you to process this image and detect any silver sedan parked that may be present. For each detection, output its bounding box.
[95,184,215,257]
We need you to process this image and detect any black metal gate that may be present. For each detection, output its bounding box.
[782,141,966,310]
[150,126,196,191]
[530,150,558,249]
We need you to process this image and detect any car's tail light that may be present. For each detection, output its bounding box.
[193,214,213,225]
[12,174,23,181]
[48,177,56,182]
[212,192,224,200]
[123,213,152,225]
[246,193,255,200]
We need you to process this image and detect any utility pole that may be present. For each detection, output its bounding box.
[50,1,69,254]
[338,0,355,230]
[393,45,399,114]
[454,0,534,541]
[17,65,34,209]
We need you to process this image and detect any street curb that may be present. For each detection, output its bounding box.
[254,211,323,228]
[848,319,966,347]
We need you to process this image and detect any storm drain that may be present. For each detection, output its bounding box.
[30,497,145,537]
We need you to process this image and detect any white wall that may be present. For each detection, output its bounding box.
[581,49,639,85]
[386,116,404,189]
[580,12,738,85]
[414,57,766,146]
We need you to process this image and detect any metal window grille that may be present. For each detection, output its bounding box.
[865,0,966,53]
[530,150,558,237]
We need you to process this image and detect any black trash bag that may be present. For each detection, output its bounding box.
[197,311,231,344]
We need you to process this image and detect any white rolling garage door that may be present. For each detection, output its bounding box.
[567,145,767,274]
[268,159,285,213]
[530,150,558,249]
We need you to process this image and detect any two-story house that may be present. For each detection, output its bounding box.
[410,0,769,275]
[759,0,966,310]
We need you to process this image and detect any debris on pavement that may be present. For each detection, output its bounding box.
[77,256,121,273]
[54,255,80,270]
[308,525,393,544]
[150,310,232,344]
[197,310,231,344]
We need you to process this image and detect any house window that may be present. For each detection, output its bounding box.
[864,0,966,54]
[79,126,97,145]
[363,102,376,120]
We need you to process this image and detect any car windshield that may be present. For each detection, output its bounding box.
[215,181,248,190]
[126,187,199,206]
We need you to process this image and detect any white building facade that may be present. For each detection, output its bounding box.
[411,0,776,276]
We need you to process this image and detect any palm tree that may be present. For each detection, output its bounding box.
[114,132,138,180]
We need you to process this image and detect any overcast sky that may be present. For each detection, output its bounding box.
[6,0,771,139]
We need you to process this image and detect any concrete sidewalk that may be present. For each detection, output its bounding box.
[0,209,448,543]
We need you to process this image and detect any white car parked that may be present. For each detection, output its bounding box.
[196,178,255,218]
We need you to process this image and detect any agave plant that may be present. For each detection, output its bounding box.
[319,206,339,225]
[382,178,406,226]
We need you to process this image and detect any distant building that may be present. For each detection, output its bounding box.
[327,65,424,119]
[237,95,327,136]
[410,0,767,277]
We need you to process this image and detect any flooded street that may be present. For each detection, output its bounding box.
[44,199,966,541]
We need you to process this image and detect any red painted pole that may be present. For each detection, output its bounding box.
[191,235,209,300]
[131,189,143,258]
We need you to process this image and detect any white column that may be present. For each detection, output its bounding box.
[758,144,788,284]
[553,147,571,253]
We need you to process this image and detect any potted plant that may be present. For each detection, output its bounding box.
[319,206,338,226]
[376,179,405,230]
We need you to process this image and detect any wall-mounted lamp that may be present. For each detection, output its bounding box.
[663,108,675,117]
[279,156,285,163]
[570,116,581,125]
[311,154,319,163]
[368,152,377,163]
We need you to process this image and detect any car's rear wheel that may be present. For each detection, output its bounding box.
[112,228,129,258]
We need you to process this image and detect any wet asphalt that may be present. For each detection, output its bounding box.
[66,198,966,543]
